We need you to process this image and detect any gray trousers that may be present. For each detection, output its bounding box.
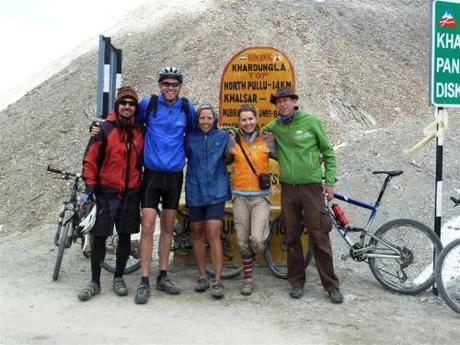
[233,195,270,256]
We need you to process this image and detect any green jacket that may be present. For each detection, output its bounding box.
[263,111,336,186]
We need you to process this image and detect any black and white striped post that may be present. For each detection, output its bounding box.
[96,35,122,118]
[116,49,122,92]
[434,107,444,240]
[432,107,444,296]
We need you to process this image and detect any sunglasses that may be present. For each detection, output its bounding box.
[161,81,181,88]
[119,99,137,106]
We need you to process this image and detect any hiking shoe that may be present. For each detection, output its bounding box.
[194,277,210,292]
[328,289,344,304]
[211,281,225,299]
[156,276,181,295]
[289,287,303,299]
[134,282,151,304]
[240,281,253,296]
[78,282,101,302]
[113,277,128,296]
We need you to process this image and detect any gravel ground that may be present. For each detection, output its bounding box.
[1,222,459,345]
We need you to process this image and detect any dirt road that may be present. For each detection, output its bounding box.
[1,224,458,345]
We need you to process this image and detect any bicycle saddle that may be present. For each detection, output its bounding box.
[372,170,403,177]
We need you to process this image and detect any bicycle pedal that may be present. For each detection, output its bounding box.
[340,254,350,261]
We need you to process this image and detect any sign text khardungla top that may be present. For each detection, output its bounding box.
[219,47,295,127]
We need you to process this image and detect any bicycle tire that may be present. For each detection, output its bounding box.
[435,238,460,314]
[264,217,313,280]
[368,218,443,295]
[54,205,66,246]
[101,234,141,274]
[205,211,244,279]
[52,213,72,281]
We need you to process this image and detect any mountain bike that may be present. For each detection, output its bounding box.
[48,165,140,280]
[435,196,460,314]
[48,166,90,280]
[324,170,442,295]
[174,209,243,278]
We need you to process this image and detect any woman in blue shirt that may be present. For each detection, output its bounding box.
[185,103,231,299]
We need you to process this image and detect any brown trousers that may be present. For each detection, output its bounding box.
[281,183,339,291]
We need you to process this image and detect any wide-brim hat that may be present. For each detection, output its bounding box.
[270,86,299,104]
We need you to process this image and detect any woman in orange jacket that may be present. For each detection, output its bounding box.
[229,104,276,295]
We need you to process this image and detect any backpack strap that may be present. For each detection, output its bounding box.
[181,97,190,116]
[145,95,193,130]
[181,97,194,131]
[96,121,115,185]
[145,94,159,121]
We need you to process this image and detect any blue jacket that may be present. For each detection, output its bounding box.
[138,94,196,172]
[185,127,231,207]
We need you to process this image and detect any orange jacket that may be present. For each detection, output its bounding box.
[231,131,274,192]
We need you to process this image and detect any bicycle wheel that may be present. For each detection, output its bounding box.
[368,219,443,295]
[264,217,313,279]
[435,238,460,314]
[206,211,244,279]
[53,205,67,246]
[52,212,72,281]
[101,233,141,274]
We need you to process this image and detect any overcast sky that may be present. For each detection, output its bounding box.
[0,0,146,109]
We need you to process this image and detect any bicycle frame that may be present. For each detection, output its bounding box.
[328,173,405,260]
[48,166,87,251]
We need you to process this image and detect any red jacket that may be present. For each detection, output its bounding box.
[82,112,144,198]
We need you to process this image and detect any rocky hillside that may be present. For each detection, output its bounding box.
[1,0,459,235]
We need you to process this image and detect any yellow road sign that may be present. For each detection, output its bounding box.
[219,47,296,127]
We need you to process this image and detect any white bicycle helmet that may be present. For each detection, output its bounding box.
[79,199,97,234]
[158,66,183,83]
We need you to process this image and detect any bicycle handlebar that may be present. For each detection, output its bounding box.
[47,165,63,174]
[47,165,81,178]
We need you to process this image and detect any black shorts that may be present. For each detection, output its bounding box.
[92,192,141,237]
[188,202,226,222]
[141,169,183,211]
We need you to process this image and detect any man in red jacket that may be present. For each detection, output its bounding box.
[78,86,144,301]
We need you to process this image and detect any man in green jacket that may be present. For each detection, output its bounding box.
[264,87,343,303]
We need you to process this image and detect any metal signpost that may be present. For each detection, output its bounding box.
[430,0,460,237]
[96,35,122,118]
[430,0,460,293]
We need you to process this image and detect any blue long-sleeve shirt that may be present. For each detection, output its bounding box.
[138,94,196,172]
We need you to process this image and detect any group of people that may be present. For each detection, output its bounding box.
[78,66,343,305]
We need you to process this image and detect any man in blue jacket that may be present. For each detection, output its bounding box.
[135,67,196,304]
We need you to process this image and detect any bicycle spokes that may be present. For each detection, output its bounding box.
[368,219,441,294]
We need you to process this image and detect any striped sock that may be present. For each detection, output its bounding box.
[242,255,253,281]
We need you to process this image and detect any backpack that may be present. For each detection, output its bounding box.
[144,94,193,132]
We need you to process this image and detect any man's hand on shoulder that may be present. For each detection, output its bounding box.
[89,120,101,136]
